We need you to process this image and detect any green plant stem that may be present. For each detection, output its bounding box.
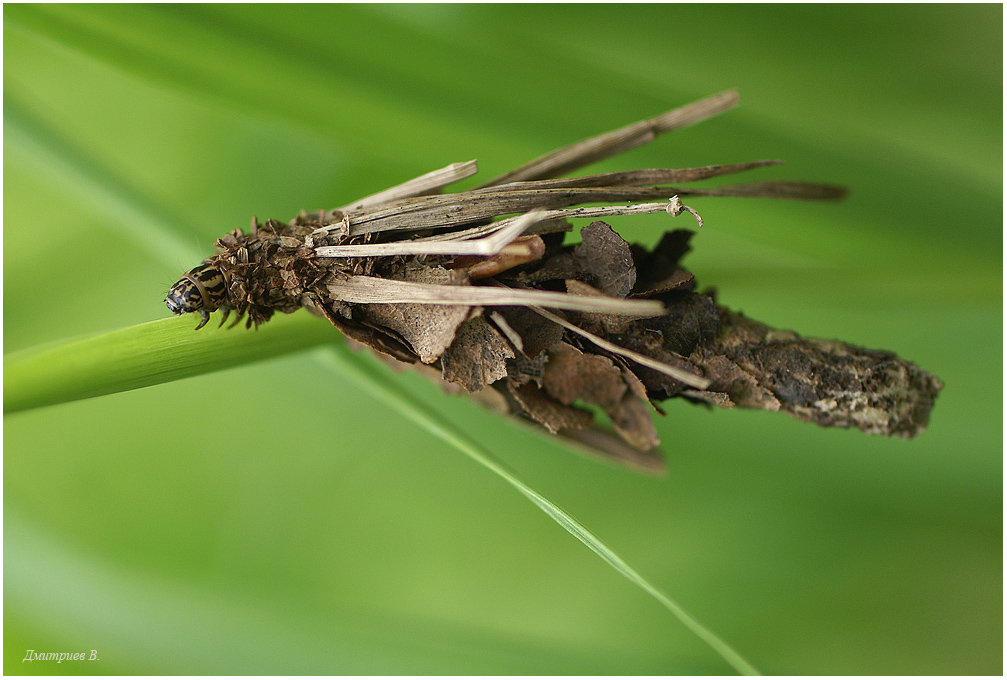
[318,342,760,676]
[3,311,337,414]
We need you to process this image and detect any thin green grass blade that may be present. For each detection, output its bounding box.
[3,311,336,414]
[317,342,760,676]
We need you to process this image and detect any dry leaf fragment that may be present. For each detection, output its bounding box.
[632,230,695,293]
[495,306,566,359]
[690,353,781,411]
[542,343,661,451]
[573,221,638,297]
[358,266,471,364]
[564,279,642,335]
[441,315,516,391]
[608,394,662,452]
[507,380,594,434]
[543,343,629,410]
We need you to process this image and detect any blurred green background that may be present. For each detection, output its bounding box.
[4,4,1001,674]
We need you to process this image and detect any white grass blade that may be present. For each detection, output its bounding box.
[340,160,479,211]
[313,201,684,258]
[327,276,666,316]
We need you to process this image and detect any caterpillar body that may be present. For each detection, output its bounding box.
[166,218,326,330]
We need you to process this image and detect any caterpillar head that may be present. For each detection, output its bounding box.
[166,262,228,330]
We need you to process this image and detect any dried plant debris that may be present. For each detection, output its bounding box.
[166,90,942,472]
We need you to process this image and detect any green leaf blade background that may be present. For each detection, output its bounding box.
[4,4,1001,674]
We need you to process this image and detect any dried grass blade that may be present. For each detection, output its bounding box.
[486,160,784,192]
[346,187,707,235]
[474,208,550,255]
[676,180,848,200]
[528,305,711,390]
[315,210,546,258]
[328,276,666,316]
[339,160,479,211]
[477,90,740,187]
[314,203,681,258]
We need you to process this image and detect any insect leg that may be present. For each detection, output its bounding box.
[228,311,245,329]
[195,308,210,330]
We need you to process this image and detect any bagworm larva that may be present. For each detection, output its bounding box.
[164,91,940,471]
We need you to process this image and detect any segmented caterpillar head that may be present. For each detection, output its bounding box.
[165,262,228,330]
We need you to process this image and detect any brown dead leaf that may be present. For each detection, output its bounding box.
[496,306,565,358]
[507,380,594,433]
[359,265,470,363]
[565,279,647,335]
[632,229,694,293]
[542,343,661,451]
[631,268,694,298]
[441,315,516,390]
[543,342,627,410]
[692,352,781,411]
[608,393,661,451]
[556,428,666,475]
[574,221,637,298]
[641,291,721,356]
[680,390,734,408]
